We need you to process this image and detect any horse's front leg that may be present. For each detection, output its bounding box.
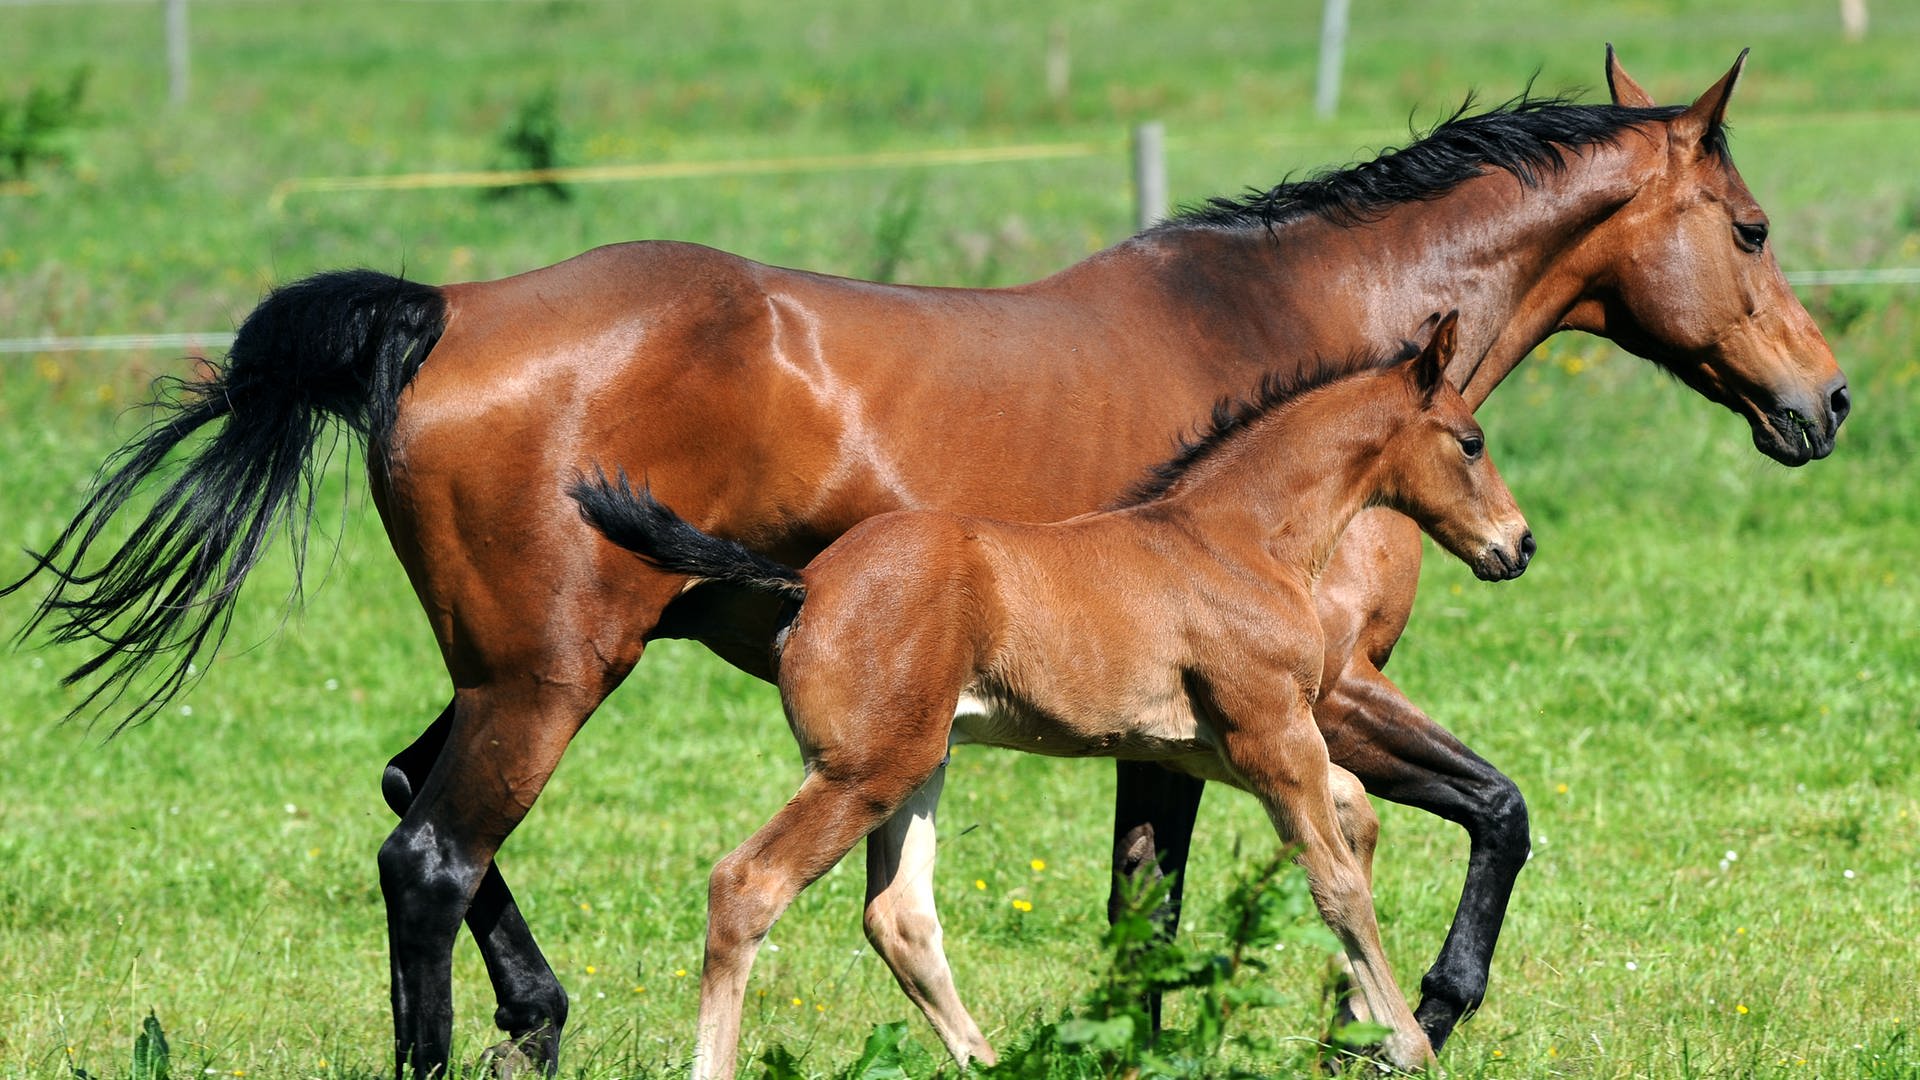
[382,702,570,1076]
[1107,760,1205,1031]
[1317,659,1530,1052]
[863,762,995,1066]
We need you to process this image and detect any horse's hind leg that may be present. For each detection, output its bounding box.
[1317,660,1529,1052]
[382,703,568,1075]
[862,764,995,1066]
[380,680,599,1080]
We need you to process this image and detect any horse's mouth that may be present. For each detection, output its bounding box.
[1752,406,1833,467]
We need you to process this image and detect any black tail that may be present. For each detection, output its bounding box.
[3,269,446,729]
[571,469,805,598]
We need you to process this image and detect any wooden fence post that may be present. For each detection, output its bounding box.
[1132,122,1165,231]
[1315,0,1349,119]
[167,0,189,107]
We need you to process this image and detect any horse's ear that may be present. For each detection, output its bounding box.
[1673,48,1749,155]
[1412,310,1458,404]
[1605,43,1655,107]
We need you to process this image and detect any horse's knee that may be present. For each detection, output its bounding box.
[378,824,478,942]
[1474,773,1531,871]
[1326,767,1379,858]
[381,757,416,817]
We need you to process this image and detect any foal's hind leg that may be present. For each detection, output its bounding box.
[382,703,569,1076]
[1317,660,1530,1052]
[863,764,995,1066]
[696,744,952,1080]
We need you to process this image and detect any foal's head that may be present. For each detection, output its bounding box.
[1379,312,1533,581]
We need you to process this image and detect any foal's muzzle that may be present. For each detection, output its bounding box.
[1475,529,1534,582]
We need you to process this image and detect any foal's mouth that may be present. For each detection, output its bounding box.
[1471,534,1533,582]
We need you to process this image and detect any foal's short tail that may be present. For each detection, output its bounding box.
[3,269,446,729]
[571,469,807,599]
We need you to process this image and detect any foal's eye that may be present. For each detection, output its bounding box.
[1458,434,1484,459]
[1734,221,1769,253]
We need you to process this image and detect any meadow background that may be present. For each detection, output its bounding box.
[2,1,1916,1077]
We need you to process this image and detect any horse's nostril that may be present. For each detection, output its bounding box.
[1519,531,1536,560]
[1829,383,1851,426]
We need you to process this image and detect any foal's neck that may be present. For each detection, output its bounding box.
[1155,384,1408,586]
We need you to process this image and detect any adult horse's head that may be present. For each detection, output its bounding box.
[1569,46,1848,465]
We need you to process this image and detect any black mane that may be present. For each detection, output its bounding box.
[1161,94,1723,232]
[1116,341,1421,508]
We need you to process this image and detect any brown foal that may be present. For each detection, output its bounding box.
[575,315,1533,1077]
[6,49,1844,1077]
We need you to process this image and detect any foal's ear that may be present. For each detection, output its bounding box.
[1412,310,1459,404]
[1605,43,1655,108]
[1673,48,1749,155]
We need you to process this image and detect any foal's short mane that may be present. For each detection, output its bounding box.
[1116,342,1419,508]
[1160,94,1723,232]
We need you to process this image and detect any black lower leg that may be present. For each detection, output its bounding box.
[381,825,474,1080]
[1408,773,1529,1050]
[384,704,567,1074]
[1109,760,1206,1033]
[1319,670,1532,1055]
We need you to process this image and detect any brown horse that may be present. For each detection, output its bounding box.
[575,314,1530,1077]
[5,49,1844,1077]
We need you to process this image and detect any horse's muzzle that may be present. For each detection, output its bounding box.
[1756,376,1850,466]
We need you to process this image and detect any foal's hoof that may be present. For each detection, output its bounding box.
[1319,1033,1440,1077]
[478,1028,557,1080]
[1318,960,1374,1073]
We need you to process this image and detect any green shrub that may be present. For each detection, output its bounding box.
[0,67,88,180]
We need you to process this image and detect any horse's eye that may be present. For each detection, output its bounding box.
[1734,221,1769,253]
[1459,434,1484,459]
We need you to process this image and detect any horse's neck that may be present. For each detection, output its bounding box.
[1160,390,1397,585]
[1150,139,1647,409]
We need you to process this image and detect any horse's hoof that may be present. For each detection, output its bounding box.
[478,1029,556,1080]
[479,1040,535,1080]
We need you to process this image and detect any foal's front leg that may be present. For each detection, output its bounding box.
[863,764,996,1066]
[1215,684,1432,1073]
[1317,658,1529,1050]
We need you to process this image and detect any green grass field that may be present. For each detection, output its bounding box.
[2,2,1917,1077]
